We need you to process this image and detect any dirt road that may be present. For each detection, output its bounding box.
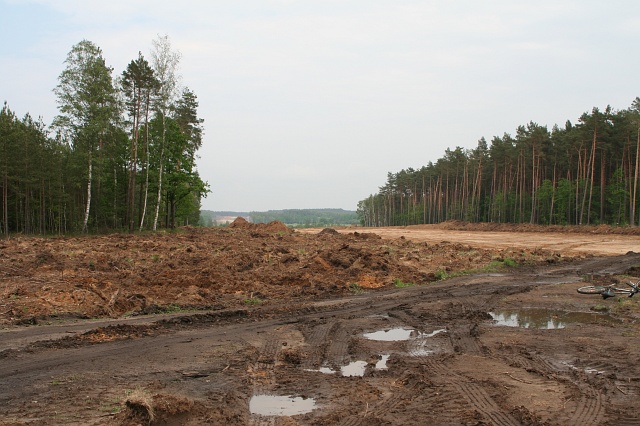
[299,224,640,256]
[1,224,640,425]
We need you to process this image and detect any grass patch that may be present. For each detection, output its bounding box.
[433,257,520,282]
[434,269,450,281]
[502,257,517,267]
[161,304,184,313]
[244,298,262,305]
[348,282,364,294]
[394,279,415,288]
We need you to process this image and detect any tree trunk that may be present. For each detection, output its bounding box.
[587,127,597,224]
[82,151,92,233]
[153,114,166,231]
[632,128,639,226]
[139,92,152,232]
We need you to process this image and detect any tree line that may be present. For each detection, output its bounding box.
[1,36,208,235]
[358,100,640,227]
[248,209,358,227]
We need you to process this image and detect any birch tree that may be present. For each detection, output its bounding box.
[53,40,119,232]
[150,35,181,231]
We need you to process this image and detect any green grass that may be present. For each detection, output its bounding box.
[348,282,364,294]
[162,304,184,313]
[244,298,262,305]
[434,269,450,281]
[394,279,415,288]
[433,257,520,282]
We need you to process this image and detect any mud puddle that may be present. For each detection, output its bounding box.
[489,308,621,329]
[341,360,368,377]
[249,394,317,416]
[363,327,415,341]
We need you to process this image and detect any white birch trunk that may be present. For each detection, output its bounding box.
[82,151,92,233]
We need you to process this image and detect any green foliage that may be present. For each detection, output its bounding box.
[434,270,449,281]
[502,258,517,267]
[358,101,640,228]
[248,209,358,227]
[393,279,415,288]
[0,37,208,235]
[348,282,364,294]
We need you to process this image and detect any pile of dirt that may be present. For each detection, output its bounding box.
[0,225,565,325]
[228,216,291,234]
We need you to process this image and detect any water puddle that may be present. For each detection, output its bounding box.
[363,327,415,341]
[375,354,390,370]
[305,366,335,374]
[422,329,447,338]
[490,309,620,329]
[249,395,317,416]
[341,360,368,377]
[560,361,606,375]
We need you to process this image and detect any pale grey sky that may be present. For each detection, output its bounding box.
[2,1,639,211]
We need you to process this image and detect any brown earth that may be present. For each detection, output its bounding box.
[1,220,640,425]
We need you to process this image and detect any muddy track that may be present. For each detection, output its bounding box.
[1,252,640,425]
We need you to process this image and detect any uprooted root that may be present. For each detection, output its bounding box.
[121,388,194,425]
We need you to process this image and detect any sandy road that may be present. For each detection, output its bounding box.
[300,225,640,256]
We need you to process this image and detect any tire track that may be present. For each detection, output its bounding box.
[326,321,351,368]
[300,321,334,370]
[567,387,606,426]
[422,357,520,426]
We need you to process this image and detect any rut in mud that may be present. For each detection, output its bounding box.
[1,224,640,425]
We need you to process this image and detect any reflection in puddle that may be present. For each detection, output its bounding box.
[423,329,447,338]
[305,366,335,374]
[409,339,435,356]
[560,361,605,375]
[250,395,317,416]
[376,354,390,370]
[308,356,391,376]
[490,309,620,329]
[363,327,414,341]
[341,360,368,377]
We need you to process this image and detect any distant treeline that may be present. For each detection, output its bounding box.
[201,209,358,227]
[358,100,640,227]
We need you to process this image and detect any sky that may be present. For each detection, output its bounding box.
[2,1,640,212]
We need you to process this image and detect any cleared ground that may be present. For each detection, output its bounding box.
[1,221,640,425]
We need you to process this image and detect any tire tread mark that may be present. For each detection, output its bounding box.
[568,387,605,426]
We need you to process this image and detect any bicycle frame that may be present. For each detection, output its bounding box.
[577,281,640,299]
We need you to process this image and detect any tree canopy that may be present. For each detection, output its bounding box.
[0,37,208,235]
[358,101,640,228]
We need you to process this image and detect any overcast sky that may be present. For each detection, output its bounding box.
[2,1,640,212]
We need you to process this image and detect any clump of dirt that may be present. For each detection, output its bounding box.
[228,216,291,234]
[118,390,193,425]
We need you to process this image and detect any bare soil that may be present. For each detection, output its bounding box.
[1,221,640,425]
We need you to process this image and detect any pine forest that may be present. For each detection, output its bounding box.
[358,101,640,228]
[0,37,208,235]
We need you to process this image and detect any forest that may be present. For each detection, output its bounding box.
[199,209,358,227]
[358,100,640,228]
[0,37,208,235]
[247,208,358,227]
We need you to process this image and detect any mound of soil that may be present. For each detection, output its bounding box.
[0,225,562,325]
[228,216,291,234]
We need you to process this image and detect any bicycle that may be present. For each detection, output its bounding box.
[577,280,640,299]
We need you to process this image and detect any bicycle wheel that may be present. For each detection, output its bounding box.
[576,286,607,295]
